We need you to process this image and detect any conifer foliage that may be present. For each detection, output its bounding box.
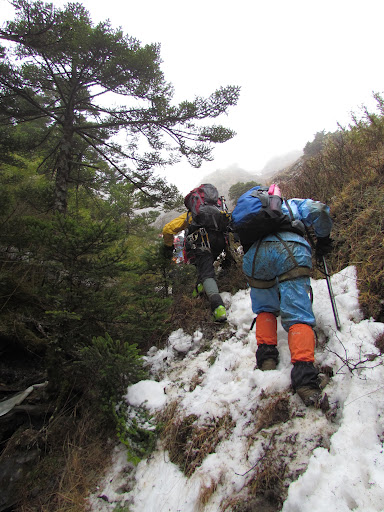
[0,0,239,213]
[0,4,241,505]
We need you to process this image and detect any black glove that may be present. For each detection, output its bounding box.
[315,235,333,258]
[162,243,174,259]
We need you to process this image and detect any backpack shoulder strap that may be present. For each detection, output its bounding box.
[283,197,294,220]
[251,189,269,207]
[283,198,310,239]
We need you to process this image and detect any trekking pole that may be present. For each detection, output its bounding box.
[304,226,341,330]
[322,256,341,330]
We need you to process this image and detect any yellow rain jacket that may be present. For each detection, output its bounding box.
[162,212,192,247]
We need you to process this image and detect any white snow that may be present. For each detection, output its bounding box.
[88,266,384,512]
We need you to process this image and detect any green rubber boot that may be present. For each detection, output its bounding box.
[213,305,227,323]
[192,283,204,298]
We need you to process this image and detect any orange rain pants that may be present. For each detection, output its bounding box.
[256,313,315,363]
[288,323,315,363]
[256,312,277,345]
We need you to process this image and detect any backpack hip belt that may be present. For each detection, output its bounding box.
[244,233,312,288]
[245,266,312,288]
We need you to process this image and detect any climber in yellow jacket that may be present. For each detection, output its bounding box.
[162,184,230,323]
[162,212,191,248]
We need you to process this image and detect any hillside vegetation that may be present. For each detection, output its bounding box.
[0,2,239,509]
[0,2,383,508]
[275,95,384,323]
[1,93,383,510]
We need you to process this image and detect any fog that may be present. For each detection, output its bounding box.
[2,0,384,193]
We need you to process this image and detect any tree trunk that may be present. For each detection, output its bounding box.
[54,130,73,214]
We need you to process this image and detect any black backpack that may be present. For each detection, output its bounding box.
[184,184,230,232]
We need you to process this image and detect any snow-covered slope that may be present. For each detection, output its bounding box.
[89,266,384,512]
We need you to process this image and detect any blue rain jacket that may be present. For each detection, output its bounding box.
[243,198,332,331]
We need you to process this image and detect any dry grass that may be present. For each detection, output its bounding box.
[216,257,248,295]
[375,332,384,354]
[331,179,384,321]
[13,405,115,512]
[197,478,220,510]
[220,393,307,512]
[159,401,235,477]
[169,293,211,333]
[253,393,291,433]
[221,433,286,512]
[247,454,286,507]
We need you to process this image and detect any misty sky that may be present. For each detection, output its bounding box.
[2,0,384,193]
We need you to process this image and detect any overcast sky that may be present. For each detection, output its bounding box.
[2,0,384,193]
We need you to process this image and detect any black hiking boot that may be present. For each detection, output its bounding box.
[256,344,279,371]
[296,386,330,411]
[260,358,277,371]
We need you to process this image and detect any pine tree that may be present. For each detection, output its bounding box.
[0,0,240,212]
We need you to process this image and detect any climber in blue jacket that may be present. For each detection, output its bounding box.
[234,186,333,407]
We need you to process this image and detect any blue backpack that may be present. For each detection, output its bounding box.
[231,186,303,248]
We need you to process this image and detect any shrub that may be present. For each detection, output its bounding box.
[78,333,147,406]
[77,333,158,464]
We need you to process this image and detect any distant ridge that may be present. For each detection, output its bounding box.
[154,151,303,229]
[193,165,263,206]
[195,151,303,205]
